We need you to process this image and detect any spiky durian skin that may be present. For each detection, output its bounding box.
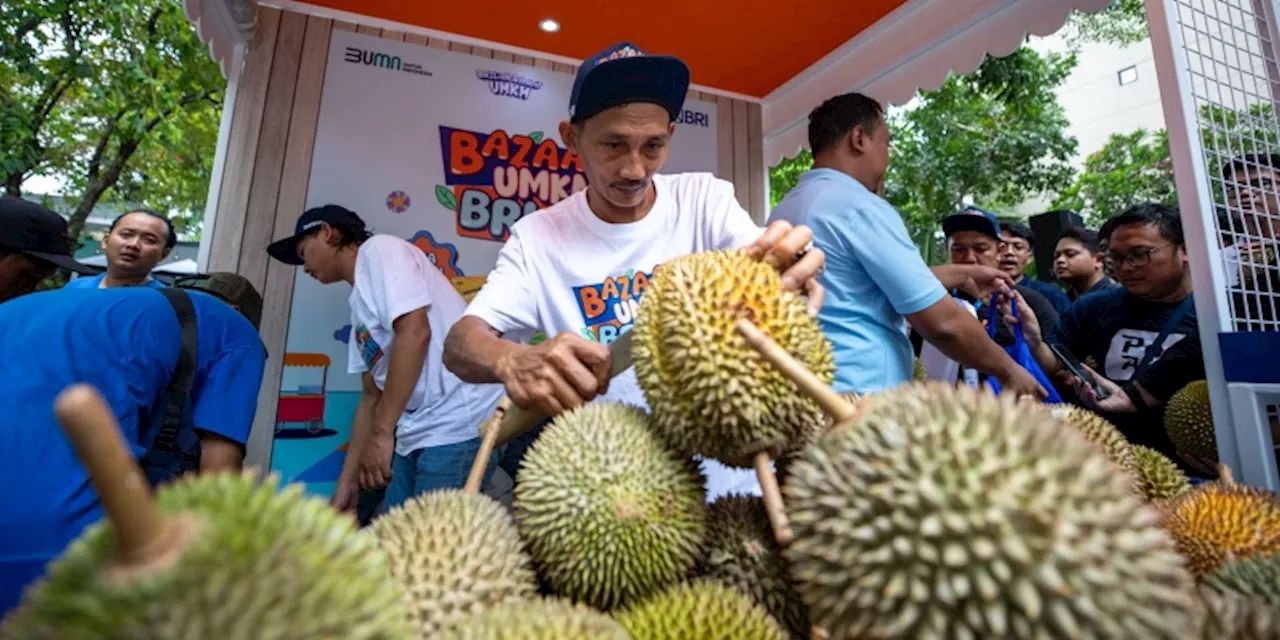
[1208,553,1280,606]
[368,489,537,636]
[783,383,1196,639]
[1133,445,1192,501]
[1047,403,1137,474]
[1160,480,1280,578]
[1193,586,1280,640]
[1,472,413,640]
[695,495,809,638]
[514,402,707,611]
[615,580,787,640]
[913,358,928,382]
[632,248,835,467]
[437,598,629,639]
[1165,380,1218,461]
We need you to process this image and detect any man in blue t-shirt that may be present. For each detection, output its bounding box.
[1001,202,1205,474]
[769,92,1045,398]
[0,275,267,616]
[64,209,176,290]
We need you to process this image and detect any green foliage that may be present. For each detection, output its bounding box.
[1053,129,1176,226]
[1200,102,1278,180]
[1063,0,1150,48]
[0,0,223,240]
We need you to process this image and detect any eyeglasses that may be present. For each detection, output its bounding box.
[1104,244,1172,270]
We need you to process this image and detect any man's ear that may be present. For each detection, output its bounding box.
[846,124,869,156]
[558,120,579,154]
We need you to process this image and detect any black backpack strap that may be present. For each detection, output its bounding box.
[140,288,201,480]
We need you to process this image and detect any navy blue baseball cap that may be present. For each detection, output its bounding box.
[267,204,366,265]
[942,206,1002,240]
[568,42,690,123]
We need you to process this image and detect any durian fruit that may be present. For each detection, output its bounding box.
[3,472,414,639]
[1047,403,1137,474]
[1134,444,1192,501]
[1166,380,1218,461]
[1192,585,1280,639]
[913,357,927,382]
[632,248,836,467]
[1207,553,1280,605]
[368,489,537,636]
[514,402,707,610]
[437,598,629,639]
[1160,466,1280,578]
[695,495,809,637]
[615,580,787,640]
[784,382,1197,639]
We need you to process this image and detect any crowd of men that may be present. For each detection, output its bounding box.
[1,39,1269,617]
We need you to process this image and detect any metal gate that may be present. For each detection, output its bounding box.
[1146,0,1280,488]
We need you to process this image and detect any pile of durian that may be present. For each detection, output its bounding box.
[6,249,1280,640]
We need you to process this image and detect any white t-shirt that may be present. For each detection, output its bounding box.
[349,234,504,456]
[465,172,770,500]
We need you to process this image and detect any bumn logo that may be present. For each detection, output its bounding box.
[344,46,432,77]
[476,70,543,101]
[345,46,401,70]
[676,109,710,128]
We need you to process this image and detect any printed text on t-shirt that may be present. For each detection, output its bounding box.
[1104,329,1186,381]
[573,268,653,344]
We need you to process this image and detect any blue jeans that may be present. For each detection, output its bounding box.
[379,437,498,514]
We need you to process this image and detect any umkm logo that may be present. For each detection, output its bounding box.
[476,70,543,101]
[344,46,432,77]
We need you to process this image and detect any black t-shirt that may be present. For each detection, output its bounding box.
[957,284,1060,348]
[1047,288,1203,464]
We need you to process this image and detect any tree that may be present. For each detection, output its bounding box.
[770,48,1079,264]
[1062,0,1149,48]
[1053,128,1176,226]
[1,0,223,240]
[1053,102,1277,225]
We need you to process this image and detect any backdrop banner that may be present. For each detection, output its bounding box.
[271,30,719,498]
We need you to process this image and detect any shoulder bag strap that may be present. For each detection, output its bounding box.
[146,288,201,460]
[1133,296,1195,377]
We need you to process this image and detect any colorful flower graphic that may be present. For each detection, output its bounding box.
[409,230,464,279]
[386,190,412,213]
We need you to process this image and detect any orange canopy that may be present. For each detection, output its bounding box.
[293,0,909,99]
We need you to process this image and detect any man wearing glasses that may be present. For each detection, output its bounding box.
[997,202,1206,475]
[1221,154,1280,331]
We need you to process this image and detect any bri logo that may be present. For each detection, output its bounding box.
[476,70,543,101]
[675,109,711,128]
[344,46,432,77]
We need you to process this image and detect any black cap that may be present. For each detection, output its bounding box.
[174,272,264,330]
[568,42,690,123]
[942,206,1002,241]
[0,197,94,274]
[266,205,366,265]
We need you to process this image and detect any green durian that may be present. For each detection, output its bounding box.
[1133,444,1192,501]
[437,598,629,639]
[615,580,787,640]
[1166,380,1218,461]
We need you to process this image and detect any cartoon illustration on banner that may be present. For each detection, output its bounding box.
[434,126,588,242]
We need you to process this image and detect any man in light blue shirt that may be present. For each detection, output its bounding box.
[770,92,1045,398]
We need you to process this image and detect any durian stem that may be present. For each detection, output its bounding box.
[755,452,794,546]
[1217,464,1235,486]
[735,319,856,424]
[53,384,171,566]
[464,397,509,494]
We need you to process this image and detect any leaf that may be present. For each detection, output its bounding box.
[435,185,458,210]
[529,131,544,143]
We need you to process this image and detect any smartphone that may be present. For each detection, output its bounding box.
[1046,342,1109,400]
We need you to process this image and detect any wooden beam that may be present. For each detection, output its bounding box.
[716,96,734,185]
[732,100,751,212]
[747,101,766,224]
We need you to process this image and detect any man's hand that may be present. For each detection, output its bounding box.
[954,264,1014,301]
[358,429,394,490]
[997,288,1044,347]
[1071,364,1135,414]
[995,365,1049,401]
[331,472,360,513]
[747,220,827,315]
[495,332,612,416]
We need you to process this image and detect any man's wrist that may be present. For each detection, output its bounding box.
[372,421,397,437]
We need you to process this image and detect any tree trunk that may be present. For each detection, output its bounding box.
[3,175,22,199]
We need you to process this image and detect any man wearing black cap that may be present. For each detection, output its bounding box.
[0,272,266,616]
[441,42,825,500]
[0,197,95,301]
[267,205,504,518]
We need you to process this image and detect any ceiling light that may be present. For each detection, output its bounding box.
[539,18,560,33]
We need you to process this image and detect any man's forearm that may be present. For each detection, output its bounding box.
[343,392,377,474]
[929,265,968,290]
[1030,341,1063,377]
[443,316,524,384]
[372,326,430,435]
[198,432,244,474]
[914,303,1020,379]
